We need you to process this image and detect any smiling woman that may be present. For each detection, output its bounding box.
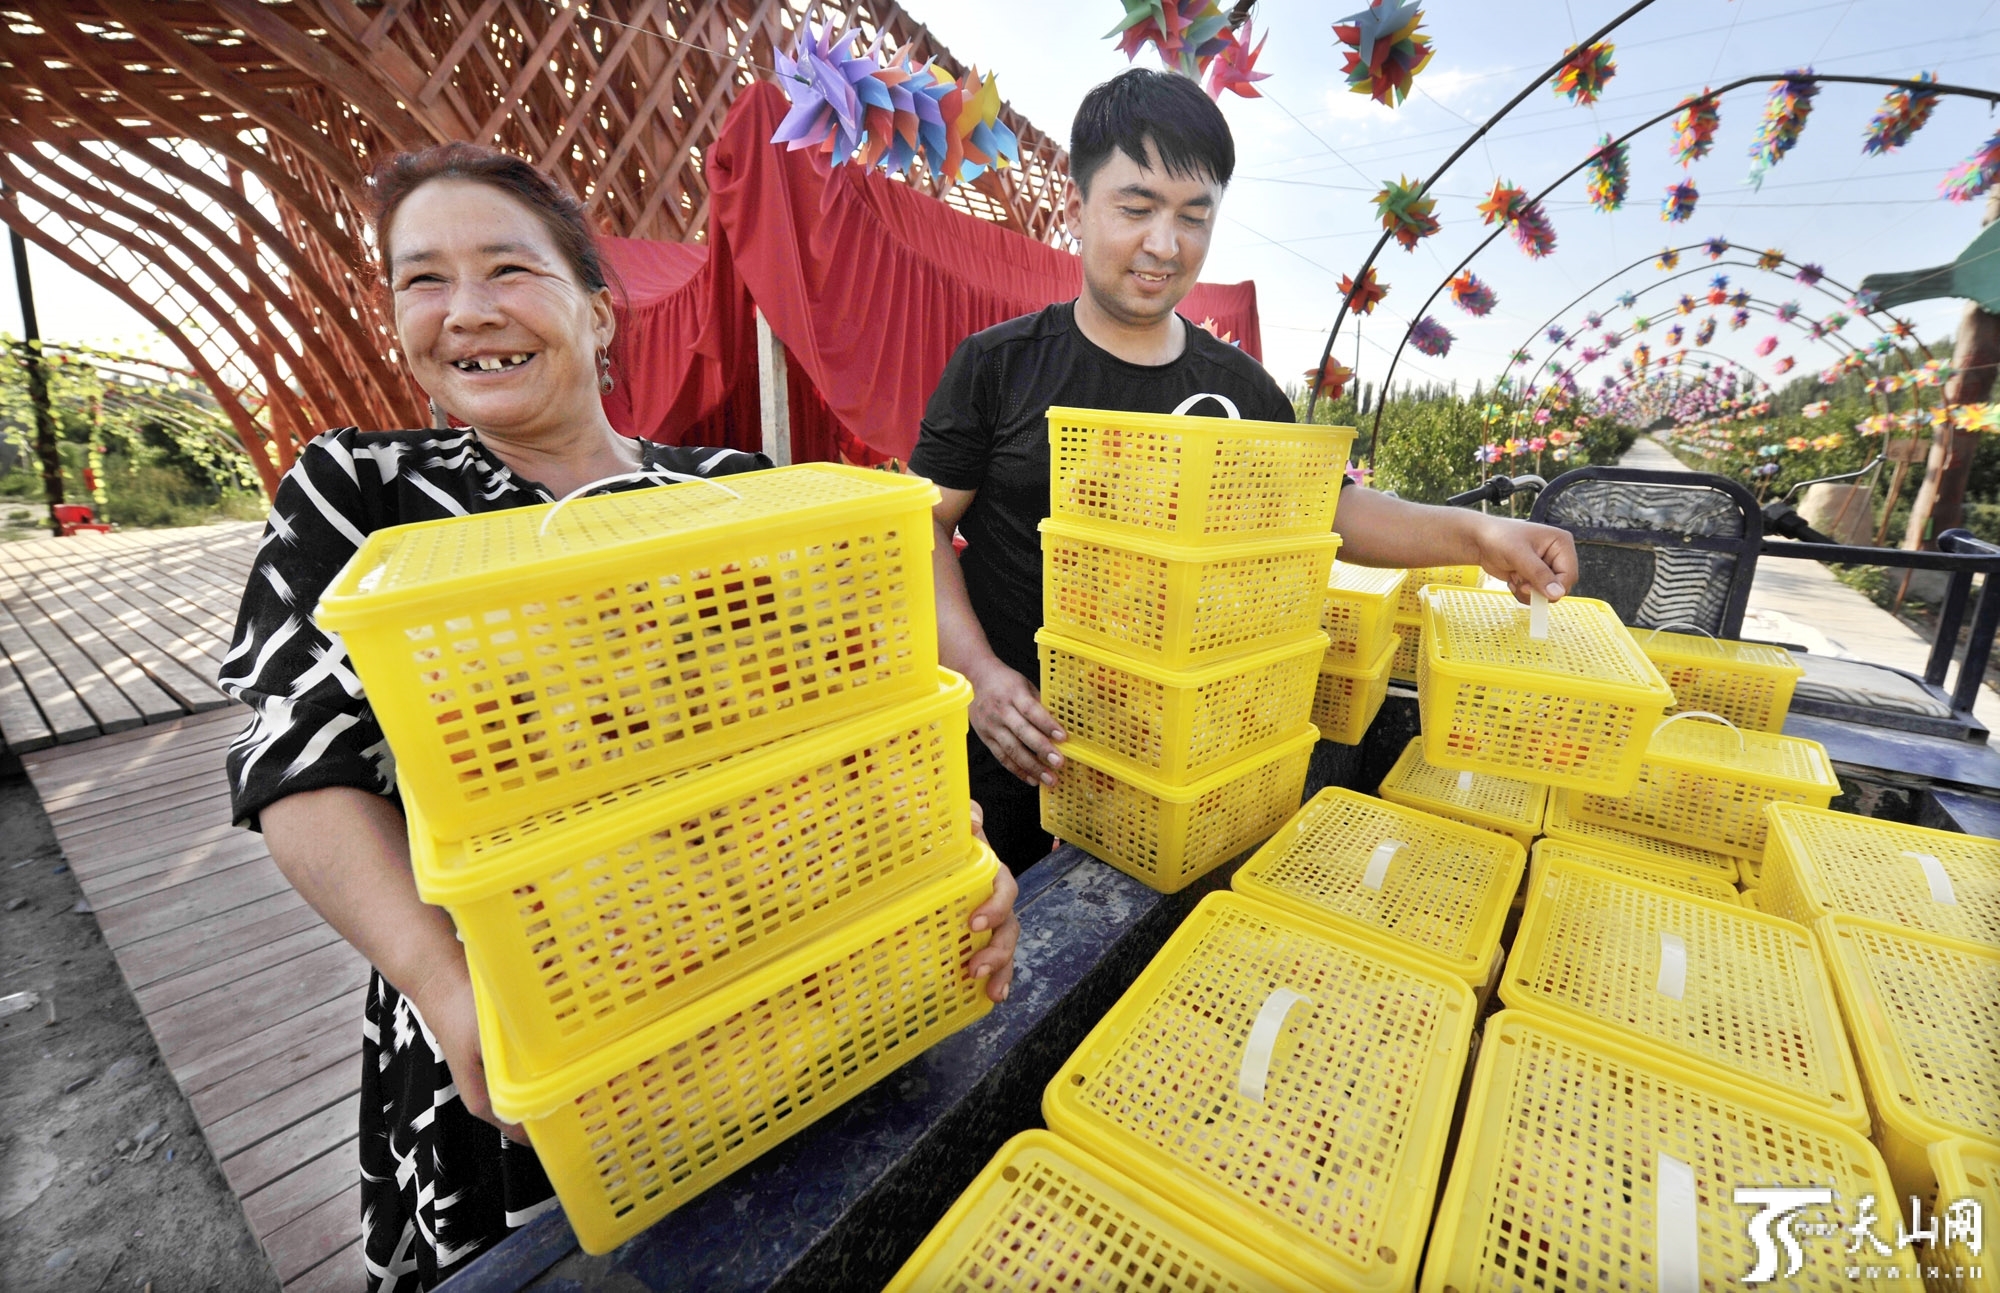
[211,145,790,1292]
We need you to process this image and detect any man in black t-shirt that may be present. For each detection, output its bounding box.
[910,69,1578,876]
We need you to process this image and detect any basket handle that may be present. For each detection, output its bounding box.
[1641,622,1718,642]
[1236,987,1312,1102]
[1171,392,1241,419]
[1652,709,1746,753]
[536,467,741,537]
[1900,851,1957,905]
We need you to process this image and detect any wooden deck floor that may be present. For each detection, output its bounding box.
[10,522,367,1291]
[0,524,259,751]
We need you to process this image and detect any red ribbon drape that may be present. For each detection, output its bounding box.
[600,80,1265,463]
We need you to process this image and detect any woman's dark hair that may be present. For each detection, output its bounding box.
[368,142,609,295]
[1069,68,1235,197]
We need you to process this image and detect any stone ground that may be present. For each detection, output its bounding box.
[0,750,280,1293]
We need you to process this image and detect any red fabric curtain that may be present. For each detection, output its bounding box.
[602,80,1266,463]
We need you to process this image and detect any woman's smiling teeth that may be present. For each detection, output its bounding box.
[454,353,532,372]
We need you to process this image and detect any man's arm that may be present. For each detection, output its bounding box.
[1335,484,1580,604]
[933,486,1066,787]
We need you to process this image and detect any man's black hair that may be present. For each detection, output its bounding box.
[1069,68,1235,196]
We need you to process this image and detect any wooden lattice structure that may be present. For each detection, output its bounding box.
[0,0,1074,495]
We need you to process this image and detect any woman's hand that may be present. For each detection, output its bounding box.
[1468,512,1580,605]
[966,801,1020,1003]
[966,658,1065,788]
[411,955,531,1145]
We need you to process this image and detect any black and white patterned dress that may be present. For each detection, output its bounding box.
[220,427,770,1290]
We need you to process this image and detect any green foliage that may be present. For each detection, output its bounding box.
[0,338,266,530]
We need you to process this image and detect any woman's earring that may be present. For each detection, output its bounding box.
[597,351,615,395]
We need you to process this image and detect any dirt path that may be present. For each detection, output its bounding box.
[0,751,279,1292]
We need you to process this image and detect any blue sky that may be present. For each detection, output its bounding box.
[6,1,1998,407]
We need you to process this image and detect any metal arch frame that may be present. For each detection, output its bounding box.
[1355,72,2000,462]
[0,0,1078,495]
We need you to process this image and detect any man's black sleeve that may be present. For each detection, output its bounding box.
[909,336,994,492]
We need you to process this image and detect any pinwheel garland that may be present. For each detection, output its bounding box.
[1547,326,1567,345]
[1677,295,1697,316]
[1334,0,1434,108]
[1748,71,1818,188]
[1339,267,1388,315]
[771,22,879,160]
[953,70,1020,182]
[1662,180,1699,224]
[1615,291,1637,309]
[1110,0,1234,77]
[1655,249,1680,271]
[1754,336,1779,357]
[1696,317,1717,346]
[1666,325,1685,347]
[1943,132,2000,202]
[1869,335,1897,357]
[1848,289,1879,313]
[1303,358,1354,400]
[1671,91,1722,166]
[1585,135,1629,212]
[1584,311,1603,330]
[1773,357,1796,375]
[1449,271,1497,316]
[1478,180,1556,257]
[1774,301,1800,323]
[1706,285,1729,307]
[1602,331,1621,349]
[1757,249,1785,271]
[1795,264,1823,287]
[1730,308,1750,330]
[1863,73,1940,155]
[1409,315,1454,357]
[1205,19,1271,99]
[1730,289,1751,308]
[1375,177,1441,250]
[1703,236,1730,260]
[1553,42,1616,105]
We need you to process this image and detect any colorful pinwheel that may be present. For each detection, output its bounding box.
[1109,0,1234,77]
[1547,325,1567,345]
[1583,311,1603,329]
[1409,315,1454,357]
[1730,308,1750,330]
[1303,358,1354,400]
[1662,180,1699,223]
[1553,42,1616,106]
[1848,289,1879,313]
[1754,336,1778,357]
[1666,324,1685,347]
[1333,0,1434,107]
[1615,291,1637,308]
[1703,236,1730,260]
[1203,19,1270,100]
[1655,248,1680,271]
[1943,131,2000,202]
[1374,176,1441,250]
[1773,357,1796,375]
[1748,72,1818,187]
[952,69,1020,182]
[771,20,879,160]
[1677,295,1697,316]
[1477,179,1556,257]
[1774,301,1800,323]
[1795,264,1823,286]
[1339,266,1387,315]
[1695,317,1717,346]
[1756,249,1785,271]
[1585,135,1629,212]
[1863,73,1940,155]
[1671,91,1721,166]
[1448,271,1497,316]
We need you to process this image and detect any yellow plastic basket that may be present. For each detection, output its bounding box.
[1041,728,1316,894]
[1040,517,1337,670]
[1422,1010,1917,1291]
[1047,405,1353,544]
[1308,633,1396,745]
[1046,892,1475,1292]
[1233,786,1525,984]
[1320,561,1407,666]
[1037,628,1326,782]
[1760,804,2000,946]
[1504,857,1866,1130]
[409,671,973,1075]
[1418,589,1674,794]
[316,464,939,840]
[1542,790,1741,881]
[1378,736,1548,849]
[1387,615,1422,683]
[1820,915,2000,1205]
[884,1130,1311,1293]
[1567,713,1840,862]
[1633,627,1804,732]
[1926,1139,1999,1293]
[1528,838,1740,906]
[1392,563,1482,619]
[476,848,997,1255]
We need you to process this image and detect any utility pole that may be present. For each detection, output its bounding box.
[4,181,65,535]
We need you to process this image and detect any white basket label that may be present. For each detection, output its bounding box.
[1657,932,1688,1001]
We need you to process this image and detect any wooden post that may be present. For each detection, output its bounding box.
[6,204,65,535]
[756,307,791,467]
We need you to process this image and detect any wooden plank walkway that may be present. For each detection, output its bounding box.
[0,523,260,752]
[21,705,368,1291]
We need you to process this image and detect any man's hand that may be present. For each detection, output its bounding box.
[1468,512,1580,605]
[966,658,1066,787]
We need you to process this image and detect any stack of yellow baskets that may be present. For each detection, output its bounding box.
[315,464,999,1254]
[1034,404,1352,893]
[1313,561,1407,743]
